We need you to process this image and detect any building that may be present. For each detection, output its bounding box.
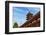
[20,11,40,28]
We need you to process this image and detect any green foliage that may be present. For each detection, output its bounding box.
[13,22,18,28]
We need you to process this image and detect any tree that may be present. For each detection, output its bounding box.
[13,22,18,28]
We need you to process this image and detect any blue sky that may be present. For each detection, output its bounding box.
[13,7,40,26]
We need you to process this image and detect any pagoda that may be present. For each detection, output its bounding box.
[26,12,33,20]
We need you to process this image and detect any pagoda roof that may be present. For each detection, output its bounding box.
[26,12,33,16]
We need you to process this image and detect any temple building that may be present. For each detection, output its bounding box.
[20,11,40,27]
